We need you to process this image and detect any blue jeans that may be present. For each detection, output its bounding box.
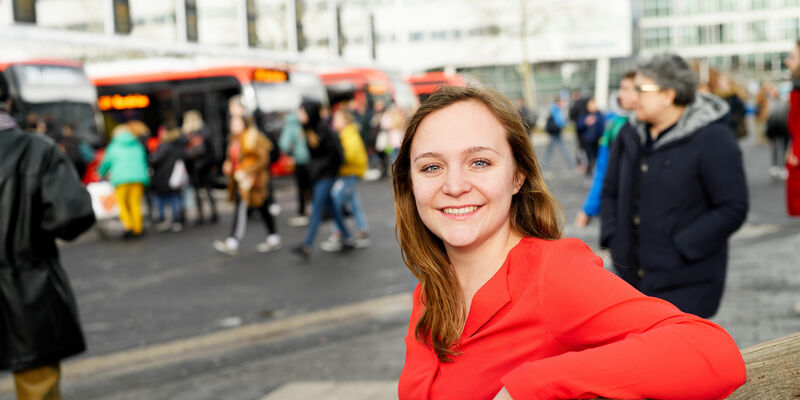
[303,178,351,247]
[543,135,574,169]
[331,175,369,233]
[154,193,182,222]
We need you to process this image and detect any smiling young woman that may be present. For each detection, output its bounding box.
[392,86,745,400]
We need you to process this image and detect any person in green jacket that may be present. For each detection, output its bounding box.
[98,124,151,238]
[575,71,637,228]
[279,109,312,227]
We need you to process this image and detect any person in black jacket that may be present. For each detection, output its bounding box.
[600,53,748,318]
[291,99,354,259]
[150,127,187,232]
[0,81,95,399]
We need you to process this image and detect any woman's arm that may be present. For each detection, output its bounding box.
[500,239,745,400]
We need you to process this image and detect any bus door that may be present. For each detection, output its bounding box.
[172,77,240,164]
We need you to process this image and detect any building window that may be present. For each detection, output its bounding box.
[409,32,423,41]
[431,30,447,40]
[780,18,800,40]
[720,0,738,11]
[751,0,768,8]
[785,0,800,7]
[35,0,105,33]
[719,23,734,43]
[680,26,699,46]
[643,27,671,48]
[643,0,673,17]
[747,20,768,42]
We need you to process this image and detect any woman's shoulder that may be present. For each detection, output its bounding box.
[513,237,597,271]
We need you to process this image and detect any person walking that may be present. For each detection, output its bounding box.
[542,97,574,169]
[575,71,637,228]
[321,109,371,251]
[393,86,745,400]
[783,41,800,217]
[182,110,219,225]
[150,127,187,232]
[601,53,748,318]
[291,100,354,259]
[213,97,281,255]
[98,124,151,239]
[1,83,96,400]
[278,107,312,227]
[576,98,605,176]
[782,42,800,316]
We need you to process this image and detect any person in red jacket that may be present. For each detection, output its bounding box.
[784,40,800,216]
[392,86,745,400]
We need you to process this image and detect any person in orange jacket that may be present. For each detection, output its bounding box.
[392,86,745,400]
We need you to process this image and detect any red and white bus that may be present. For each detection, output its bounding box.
[319,67,418,114]
[405,71,467,102]
[88,61,328,177]
[0,59,105,147]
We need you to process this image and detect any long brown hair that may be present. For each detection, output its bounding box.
[392,86,562,362]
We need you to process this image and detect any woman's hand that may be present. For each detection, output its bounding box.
[493,387,513,400]
[222,160,232,176]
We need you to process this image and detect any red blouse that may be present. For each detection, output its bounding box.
[398,238,745,400]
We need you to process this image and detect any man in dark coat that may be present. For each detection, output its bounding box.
[601,53,748,318]
[0,80,95,398]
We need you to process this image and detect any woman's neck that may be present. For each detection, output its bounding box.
[649,106,684,140]
[446,225,523,304]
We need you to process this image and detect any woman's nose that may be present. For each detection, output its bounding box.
[441,168,471,197]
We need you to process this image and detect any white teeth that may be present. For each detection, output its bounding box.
[442,206,478,215]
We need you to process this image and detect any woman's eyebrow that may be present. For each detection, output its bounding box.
[462,146,500,156]
[413,152,441,162]
[413,147,500,162]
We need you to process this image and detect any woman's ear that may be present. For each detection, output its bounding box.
[513,171,524,194]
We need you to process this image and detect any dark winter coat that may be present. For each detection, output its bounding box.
[150,137,187,195]
[0,112,95,371]
[306,123,343,183]
[600,93,748,318]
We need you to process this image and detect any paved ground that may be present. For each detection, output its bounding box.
[1,134,798,400]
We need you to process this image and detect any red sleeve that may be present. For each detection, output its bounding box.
[501,239,745,400]
[789,90,800,158]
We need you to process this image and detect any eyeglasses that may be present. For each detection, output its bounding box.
[635,84,662,93]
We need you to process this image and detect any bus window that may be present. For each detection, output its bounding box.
[5,63,104,146]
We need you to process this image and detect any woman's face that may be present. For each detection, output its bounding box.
[230,115,245,136]
[785,45,800,72]
[409,100,522,251]
[634,74,671,123]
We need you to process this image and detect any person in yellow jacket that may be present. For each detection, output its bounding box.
[321,109,372,251]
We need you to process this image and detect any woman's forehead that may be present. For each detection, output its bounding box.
[411,101,507,153]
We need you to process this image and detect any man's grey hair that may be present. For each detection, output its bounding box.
[637,53,697,106]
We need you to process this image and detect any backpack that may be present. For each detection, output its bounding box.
[545,114,560,135]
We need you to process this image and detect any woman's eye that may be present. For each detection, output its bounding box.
[421,164,441,172]
[472,159,491,168]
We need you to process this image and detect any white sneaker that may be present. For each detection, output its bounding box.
[353,232,371,248]
[257,234,282,253]
[288,215,310,227]
[320,234,343,252]
[269,203,281,217]
[213,238,239,256]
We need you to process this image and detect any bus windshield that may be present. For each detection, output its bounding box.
[7,63,103,145]
[253,82,301,114]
